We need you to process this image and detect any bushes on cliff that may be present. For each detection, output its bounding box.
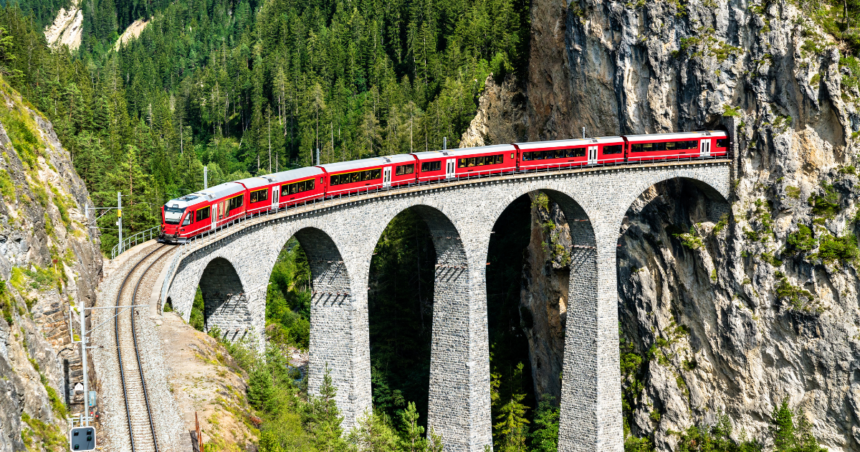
[623,400,827,452]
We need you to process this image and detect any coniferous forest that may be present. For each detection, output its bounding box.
[0,0,529,252]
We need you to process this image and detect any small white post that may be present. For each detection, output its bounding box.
[204,166,208,189]
[582,127,585,139]
[443,137,447,150]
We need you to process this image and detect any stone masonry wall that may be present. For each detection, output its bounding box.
[165,162,730,451]
[200,257,252,342]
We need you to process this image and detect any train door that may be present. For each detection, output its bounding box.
[211,204,217,231]
[587,145,598,165]
[700,139,711,157]
[383,166,392,188]
[446,159,456,179]
[271,186,280,210]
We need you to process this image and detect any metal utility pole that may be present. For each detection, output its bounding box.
[204,167,208,189]
[116,192,122,255]
[80,306,88,426]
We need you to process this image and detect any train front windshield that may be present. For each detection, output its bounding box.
[164,206,186,225]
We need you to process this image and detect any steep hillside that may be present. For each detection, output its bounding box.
[0,77,102,451]
[462,0,860,450]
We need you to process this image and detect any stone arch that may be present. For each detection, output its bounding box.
[366,204,481,451]
[197,257,249,342]
[287,227,364,431]
[612,173,731,236]
[489,188,602,451]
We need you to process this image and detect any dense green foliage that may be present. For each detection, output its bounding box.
[220,333,447,452]
[0,0,530,253]
[266,239,312,349]
[367,209,436,424]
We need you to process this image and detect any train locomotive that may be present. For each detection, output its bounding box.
[159,130,728,243]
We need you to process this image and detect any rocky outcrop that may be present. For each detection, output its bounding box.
[463,0,860,450]
[44,0,83,51]
[0,78,102,450]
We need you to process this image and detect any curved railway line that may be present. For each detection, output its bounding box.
[112,244,174,451]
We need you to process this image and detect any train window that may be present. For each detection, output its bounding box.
[510,153,514,160]
[196,207,210,222]
[495,155,503,164]
[421,161,442,172]
[679,140,696,150]
[164,206,185,225]
[250,189,268,203]
[182,214,191,226]
[330,169,382,185]
[716,139,728,148]
[227,195,243,212]
[396,164,414,176]
[522,153,532,161]
[665,142,676,151]
[603,145,623,154]
[281,178,315,194]
[565,147,585,158]
[654,142,666,151]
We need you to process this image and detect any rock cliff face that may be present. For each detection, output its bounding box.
[0,79,102,451]
[463,0,860,450]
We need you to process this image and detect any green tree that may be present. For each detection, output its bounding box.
[493,362,530,452]
[529,396,559,452]
[304,367,347,452]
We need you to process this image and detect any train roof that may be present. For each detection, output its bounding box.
[259,166,324,184]
[235,176,271,190]
[318,154,416,173]
[165,182,245,209]
[514,137,623,150]
[624,130,727,142]
[411,144,517,161]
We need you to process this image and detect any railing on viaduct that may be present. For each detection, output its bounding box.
[144,158,732,452]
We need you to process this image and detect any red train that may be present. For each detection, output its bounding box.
[159,130,728,243]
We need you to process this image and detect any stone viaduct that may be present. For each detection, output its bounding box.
[163,160,731,451]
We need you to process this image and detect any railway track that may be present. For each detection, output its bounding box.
[113,244,174,451]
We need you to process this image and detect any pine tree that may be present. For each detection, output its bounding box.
[399,402,428,452]
[770,399,796,452]
[248,366,277,414]
[304,366,347,452]
[493,362,529,452]
[529,396,559,452]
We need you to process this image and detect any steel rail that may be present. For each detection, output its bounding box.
[114,245,171,452]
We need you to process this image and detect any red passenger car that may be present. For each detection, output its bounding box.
[159,181,246,243]
[516,137,626,170]
[624,130,728,163]
[412,144,517,183]
[263,167,326,208]
[320,154,417,198]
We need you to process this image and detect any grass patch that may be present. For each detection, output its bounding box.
[775,271,819,313]
[787,224,817,254]
[0,169,13,201]
[817,234,859,264]
[808,182,840,219]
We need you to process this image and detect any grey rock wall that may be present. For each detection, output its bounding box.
[0,83,102,450]
[458,0,860,449]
